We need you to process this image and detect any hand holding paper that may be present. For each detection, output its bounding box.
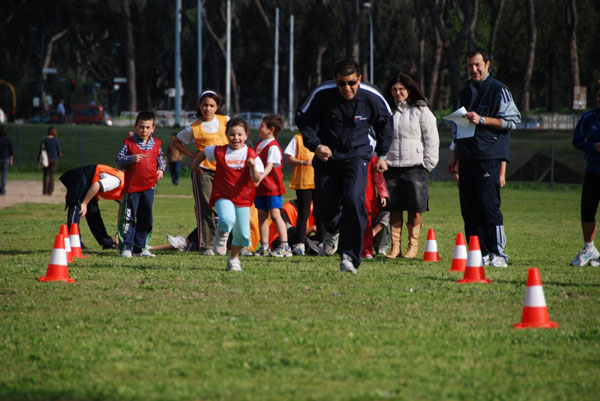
[443,107,475,139]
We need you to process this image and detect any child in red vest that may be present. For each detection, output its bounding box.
[254,114,291,257]
[362,153,389,259]
[116,111,165,257]
[192,117,264,271]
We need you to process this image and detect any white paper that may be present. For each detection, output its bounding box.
[443,107,475,139]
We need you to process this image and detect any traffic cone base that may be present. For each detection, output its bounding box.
[449,233,467,272]
[423,228,440,262]
[69,223,87,258]
[514,268,557,329]
[38,234,75,283]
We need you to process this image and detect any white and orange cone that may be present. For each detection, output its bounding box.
[423,228,440,262]
[59,225,73,264]
[38,234,75,282]
[456,235,492,284]
[449,233,467,272]
[514,268,558,329]
[69,223,87,258]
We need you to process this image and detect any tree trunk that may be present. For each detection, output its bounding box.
[413,0,425,89]
[342,0,367,62]
[122,0,138,113]
[427,27,444,108]
[566,0,580,105]
[41,29,69,111]
[520,0,536,112]
[314,45,327,86]
[488,0,505,64]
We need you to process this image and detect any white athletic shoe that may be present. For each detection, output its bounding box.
[292,244,305,256]
[323,230,339,256]
[340,254,358,274]
[226,257,242,271]
[240,247,253,257]
[121,250,132,258]
[134,249,156,257]
[570,245,600,266]
[489,254,508,268]
[167,235,187,251]
[202,249,215,256]
[213,230,230,256]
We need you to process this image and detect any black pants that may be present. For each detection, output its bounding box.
[314,156,369,267]
[67,199,115,248]
[458,159,506,259]
[581,171,600,222]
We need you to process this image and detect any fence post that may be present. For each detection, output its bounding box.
[18,127,22,168]
[78,131,83,167]
[550,141,554,188]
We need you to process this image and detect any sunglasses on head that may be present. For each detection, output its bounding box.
[337,80,358,87]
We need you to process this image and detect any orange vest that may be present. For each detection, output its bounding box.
[289,134,315,190]
[192,115,228,171]
[92,164,124,201]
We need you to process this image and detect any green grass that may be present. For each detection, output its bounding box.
[1,178,599,401]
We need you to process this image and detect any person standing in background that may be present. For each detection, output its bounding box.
[0,125,14,195]
[40,126,63,196]
[384,73,439,259]
[166,132,184,185]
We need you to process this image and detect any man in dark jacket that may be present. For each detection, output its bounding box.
[447,48,521,268]
[295,59,393,273]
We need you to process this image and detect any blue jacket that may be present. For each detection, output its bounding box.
[455,75,520,161]
[41,136,61,160]
[573,108,600,174]
[295,81,393,161]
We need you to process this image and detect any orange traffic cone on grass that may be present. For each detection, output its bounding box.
[449,233,467,272]
[423,228,440,262]
[514,268,558,329]
[69,223,87,258]
[456,236,492,284]
[59,225,73,263]
[38,234,75,282]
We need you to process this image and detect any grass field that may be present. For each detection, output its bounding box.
[1,176,599,401]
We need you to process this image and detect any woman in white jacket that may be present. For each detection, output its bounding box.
[384,74,439,258]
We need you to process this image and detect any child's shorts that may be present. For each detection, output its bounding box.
[254,195,283,211]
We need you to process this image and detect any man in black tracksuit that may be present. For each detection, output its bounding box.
[447,48,521,268]
[295,59,393,273]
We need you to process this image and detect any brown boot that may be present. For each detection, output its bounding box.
[386,220,403,259]
[403,224,422,259]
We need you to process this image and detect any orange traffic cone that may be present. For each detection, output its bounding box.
[423,228,440,262]
[59,225,73,263]
[38,234,75,282]
[457,235,492,284]
[449,233,467,272]
[69,223,87,258]
[514,268,558,329]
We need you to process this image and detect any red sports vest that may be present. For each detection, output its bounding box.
[255,139,285,197]
[209,145,257,208]
[123,137,162,193]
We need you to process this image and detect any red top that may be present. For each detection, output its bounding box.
[123,137,162,193]
[365,154,389,214]
[209,145,257,208]
[255,140,285,197]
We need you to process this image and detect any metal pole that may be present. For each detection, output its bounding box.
[368,9,374,83]
[197,0,203,97]
[550,142,555,187]
[175,0,182,126]
[18,127,22,168]
[226,0,231,114]
[78,131,83,167]
[288,14,294,128]
[273,8,279,115]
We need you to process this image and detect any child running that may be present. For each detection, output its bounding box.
[116,111,165,257]
[192,117,263,271]
[254,114,292,257]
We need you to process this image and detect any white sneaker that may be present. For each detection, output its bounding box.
[323,230,339,256]
[226,257,242,271]
[292,244,305,255]
[240,247,253,257]
[483,254,490,266]
[134,249,156,257]
[570,245,600,266]
[377,247,388,256]
[340,254,358,274]
[121,250,132,258]
[214,230,230,256]
[489,254,508,268]
[590,258,600,267]
[202,249,215,256]
[167,235,187,251]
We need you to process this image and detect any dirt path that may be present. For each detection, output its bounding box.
[0,180,65,209]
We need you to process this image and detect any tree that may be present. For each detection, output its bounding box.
[41,29,69,111]
[520,0,536,112]
[341,0,369,61]
[121,0,138,113]
[566,0,580,106]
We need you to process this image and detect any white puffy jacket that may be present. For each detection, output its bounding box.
[385,100,439,172]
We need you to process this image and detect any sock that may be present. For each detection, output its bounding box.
[585,242,595,249]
